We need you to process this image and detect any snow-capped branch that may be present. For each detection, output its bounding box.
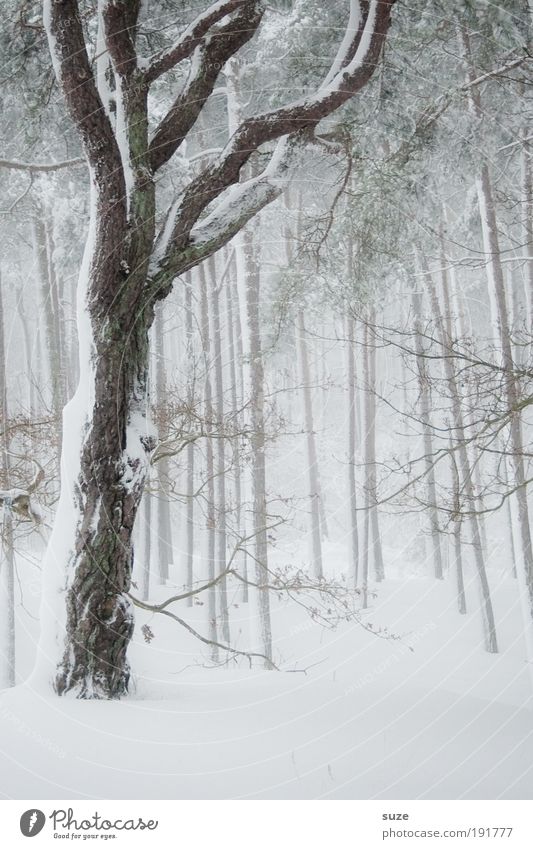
[143,0,253,84]
[188,136,297,253]
[461,55,532,91]
[148,2,263,172]
[150,1,396,280]
[0,157,85,173]
[149,134,299,287]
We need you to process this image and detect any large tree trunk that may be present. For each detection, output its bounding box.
[36,0,397,697]
[33,108,156,698]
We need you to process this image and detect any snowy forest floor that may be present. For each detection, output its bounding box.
[1,575,532,799]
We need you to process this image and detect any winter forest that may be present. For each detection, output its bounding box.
[0,0,532,801]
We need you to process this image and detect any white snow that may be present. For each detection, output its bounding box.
[3,575,532,799]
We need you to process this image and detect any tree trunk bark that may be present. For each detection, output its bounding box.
[34,154,157,698]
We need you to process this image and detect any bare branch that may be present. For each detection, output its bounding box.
[130,593,279,669]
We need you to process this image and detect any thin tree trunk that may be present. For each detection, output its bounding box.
[364,311,385,582]
[346,315,360,586]
[45,211,67,405]
[141,474,151,602]
[297,309,324,580]
[450,453,467,615]
[154,304,172,584]
[199,264,219,661]
[225,255,248,601]
[207,255,230,645]
[521,125,533,333]
[411,279,444,580]
[33,216,63,429]
[16,290,37,419]
[185,275,195,606]
[361,326,371,609]
[477,165,533,657]
[426,261,498,652]
[241,224,273,667]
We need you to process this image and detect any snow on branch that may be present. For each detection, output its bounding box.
[143,0,253,84]
[0,157,85,173]
[150,1,396,281]
[189,136,296,250]
[148,2,263,172]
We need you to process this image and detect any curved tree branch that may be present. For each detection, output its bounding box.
[151,0,397,282]
[143,0,253,84]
